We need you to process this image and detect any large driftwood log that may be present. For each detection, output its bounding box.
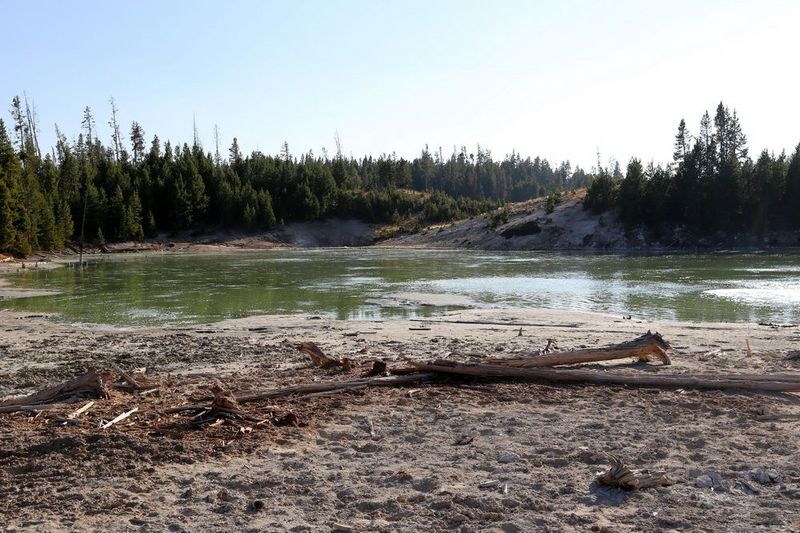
[0,370,111,408]
[409,361,800,393]
[494,331,671,367]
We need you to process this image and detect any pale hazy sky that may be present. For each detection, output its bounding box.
[3,0,799,169]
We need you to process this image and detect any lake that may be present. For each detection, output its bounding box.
[2,249,799,327]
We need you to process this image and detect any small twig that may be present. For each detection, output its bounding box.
[68,400,95,419]
[113,364,142,390]
[101,407,138,429]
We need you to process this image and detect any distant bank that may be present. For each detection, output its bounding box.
[8,189,800,264]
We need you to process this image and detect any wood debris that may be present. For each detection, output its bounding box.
[100,407,138,429]
[297,341,353,371]
[192,383,264,425]
[363,360,388,377]
[112,364,156,391]
[0,370,112,411]
[1,331,798,460]
[68,401,95,419]
[596,455,674,490]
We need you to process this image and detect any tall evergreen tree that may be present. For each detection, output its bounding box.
[673,119,691,164]
[618,159,644,228]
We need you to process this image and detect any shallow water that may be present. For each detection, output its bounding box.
[2,249,799,327]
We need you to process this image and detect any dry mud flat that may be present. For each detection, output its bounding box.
[1,308,800,532]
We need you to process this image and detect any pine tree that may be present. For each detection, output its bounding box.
[130,121,145,163]
[786,143,800,225]
[618,159,645,228]
[9,96,27,156]
[673,119,691,165]
[81,106,95,145]
[0,117,32,255]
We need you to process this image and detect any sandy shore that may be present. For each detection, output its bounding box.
[1,306,799,532]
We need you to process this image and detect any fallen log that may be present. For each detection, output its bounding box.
[409,361,800,393]
[236,372,436,403]
[0,370,111,407]
[494,331,671,367]
[163,373,436,414]
[410,318,581,329]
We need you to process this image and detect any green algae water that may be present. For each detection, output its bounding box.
[2,249,799,327]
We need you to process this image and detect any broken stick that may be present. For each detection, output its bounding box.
[68,400,95,419]
[101,407,138,429]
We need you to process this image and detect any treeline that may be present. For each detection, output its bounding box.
[585,102,800,238]
[0,96,586,256]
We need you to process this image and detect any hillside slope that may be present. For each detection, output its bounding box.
[382,190,632,250]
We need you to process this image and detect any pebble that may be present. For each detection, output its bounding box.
[499,451,520,464]
[695,472,724,489]
[501,498,521,508]
[741,468,780,485]
[252,500,265,512]
[411,476,442,493]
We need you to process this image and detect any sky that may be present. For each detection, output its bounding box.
[3,0,799,170]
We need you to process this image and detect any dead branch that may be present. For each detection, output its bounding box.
[495,331,671,367]
[0,370,111,408]
[162,372,436,414]
[111,364,156,391]
[235,372,436,403]
[112,364,142,389]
